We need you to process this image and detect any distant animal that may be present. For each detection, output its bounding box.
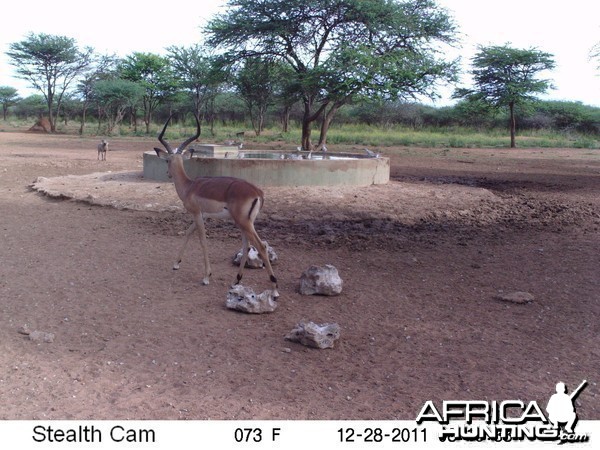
[97,140,108,160]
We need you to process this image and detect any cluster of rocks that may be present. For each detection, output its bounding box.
[227,247,344,349]
[18,234,534,352]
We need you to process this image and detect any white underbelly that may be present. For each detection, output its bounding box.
[202,208,232,220]
[197,197,232,220]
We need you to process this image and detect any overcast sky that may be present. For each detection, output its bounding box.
[1,0,599,106]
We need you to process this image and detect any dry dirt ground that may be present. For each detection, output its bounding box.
[0,131,598,420]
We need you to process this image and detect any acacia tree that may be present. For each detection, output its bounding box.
[166,44,224,134]
[234,58,284,136]
[206,0,458,150]
[454,44,555,148]
[119,53,177,134]
[0,86,21,120]
[76,54,120,134]
[93,79,144,134]
[6,33,93,132]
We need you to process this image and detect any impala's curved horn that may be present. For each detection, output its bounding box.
[177,113,201,154]
[157,114,175,154]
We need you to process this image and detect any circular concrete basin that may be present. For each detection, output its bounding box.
[143,149,389,186]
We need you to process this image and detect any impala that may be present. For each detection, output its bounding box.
[154,113,279,297]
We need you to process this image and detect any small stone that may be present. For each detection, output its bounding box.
[28,330,55,343]
[285,321,341,349]
[226,284,278,313]
[494,291,534,304]
[17,325,31,335]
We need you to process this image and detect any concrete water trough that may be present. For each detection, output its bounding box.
[143,146,390,187]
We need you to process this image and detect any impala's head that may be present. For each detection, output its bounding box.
[154,113,201,177]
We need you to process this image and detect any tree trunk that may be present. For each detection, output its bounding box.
[46,87,56,132]
[79,106,87,135]
[143,96,153,134]
[509,101,516,148]
[96,106,103,134]
[300,98,312,150]
[300,95,331,151]
[132,108,138,133]
[281,105,290,133]
[317,101,343,150]
[253,105,267,137]
[245,100,261,137]
[193,90,203,136]
[49,111,57,133]
[301,118,312,150]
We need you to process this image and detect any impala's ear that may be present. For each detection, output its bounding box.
[181,148,195,158]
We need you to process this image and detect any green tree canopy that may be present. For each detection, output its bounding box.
[6,33,94,132]
[93,79,144,134]
[206,0,458,150]
[454,44,556,147]
[76,54,121,134]
[13,94,46,119]
[234,58,285,136]
[0,86,21,120]
[166,44,227,134]
[119,52,177,134]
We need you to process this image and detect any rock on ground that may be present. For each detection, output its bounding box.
[232,241,278,268]
[285,321,341,349]
[226,284,278,313]
[494,291,535,304]
[299,264,343,296]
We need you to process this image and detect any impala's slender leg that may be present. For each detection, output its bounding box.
[173,222,196,270]
[242,225,279,297]
[193,214,212,285]
[236,234,250,284]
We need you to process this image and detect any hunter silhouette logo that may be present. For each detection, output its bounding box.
[546,380,587,434]
[416,380,590,443]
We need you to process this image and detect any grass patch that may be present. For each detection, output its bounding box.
[239,124,599,149]
[3,118,598,149]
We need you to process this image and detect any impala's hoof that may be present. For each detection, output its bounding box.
[202,278,210,285]
[173,261,181,270]
[272,289,280,299]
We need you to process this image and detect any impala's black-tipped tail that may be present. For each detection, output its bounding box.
[248,198,260,220]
